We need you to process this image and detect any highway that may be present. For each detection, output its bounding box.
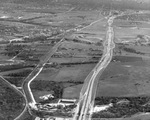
[73,15,116,120]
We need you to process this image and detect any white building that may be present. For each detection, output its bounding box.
[39,94,54,100]
[57,99,76,107]
[93,103,113,113]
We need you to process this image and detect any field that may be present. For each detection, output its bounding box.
[31,39,104,102]
[93,55,150,118]
[51,40,103,63]
[113,14,150,44]
[0,3,107,118]
[71,17,107,44]
[92,12,150,118]
[32,10,104,30]
[1,1,150,119]
[96,56,150,97]
[31,63,96,102]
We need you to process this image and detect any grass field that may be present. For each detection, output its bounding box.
[96,56,150,97]
[35,63,96,82]
[113,17,150,44]
[32,63,96,102]
[63,84,82,99]
[51,40,103,63]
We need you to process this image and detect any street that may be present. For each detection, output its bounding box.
[73,15,116,120]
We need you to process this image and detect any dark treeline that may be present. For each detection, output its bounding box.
[93,96,150,118]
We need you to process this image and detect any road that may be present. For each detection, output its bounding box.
[15,10,105,119]
[73,15,116,120]
[22,39,63,106]
[13,39,64,120]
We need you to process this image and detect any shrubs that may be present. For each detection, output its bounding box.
[31,81,63,99]
[5,44,26,57]
[0,63,35,72]
[4,77,24,87]
[0,81,24,120]
[6,69,32,77]
[93,97,150,118]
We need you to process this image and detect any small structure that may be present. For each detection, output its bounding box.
[57,99,76,107]
[9,38,24,43]
[0,15,9,19]
[93,103,113,113]
[39,94,54,100]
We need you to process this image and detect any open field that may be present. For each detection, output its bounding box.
[96,56,150,97]
[113,14,150,44]
[35,64,96,82]
[93,14,150,118]
[51,40,103,63]
[71,18,107,43]
[114,43,150,58]
[113,19,150,28]
[92,55,150,118]
[31,63,96,102]
[114,27,150,40]
[31,39,104,102]
[32,10,104,30]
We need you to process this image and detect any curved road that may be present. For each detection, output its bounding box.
[13,38,64,120]
[22,39,63,109]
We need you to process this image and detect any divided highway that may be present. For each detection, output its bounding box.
[73,16,116,120]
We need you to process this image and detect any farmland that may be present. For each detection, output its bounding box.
[0,0,150,119]
[0,1,107,118]
[30,39,104,103]
[92,12,150,119]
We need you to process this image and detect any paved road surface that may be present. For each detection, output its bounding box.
[22,39,63,105]
[73,16,116,120]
